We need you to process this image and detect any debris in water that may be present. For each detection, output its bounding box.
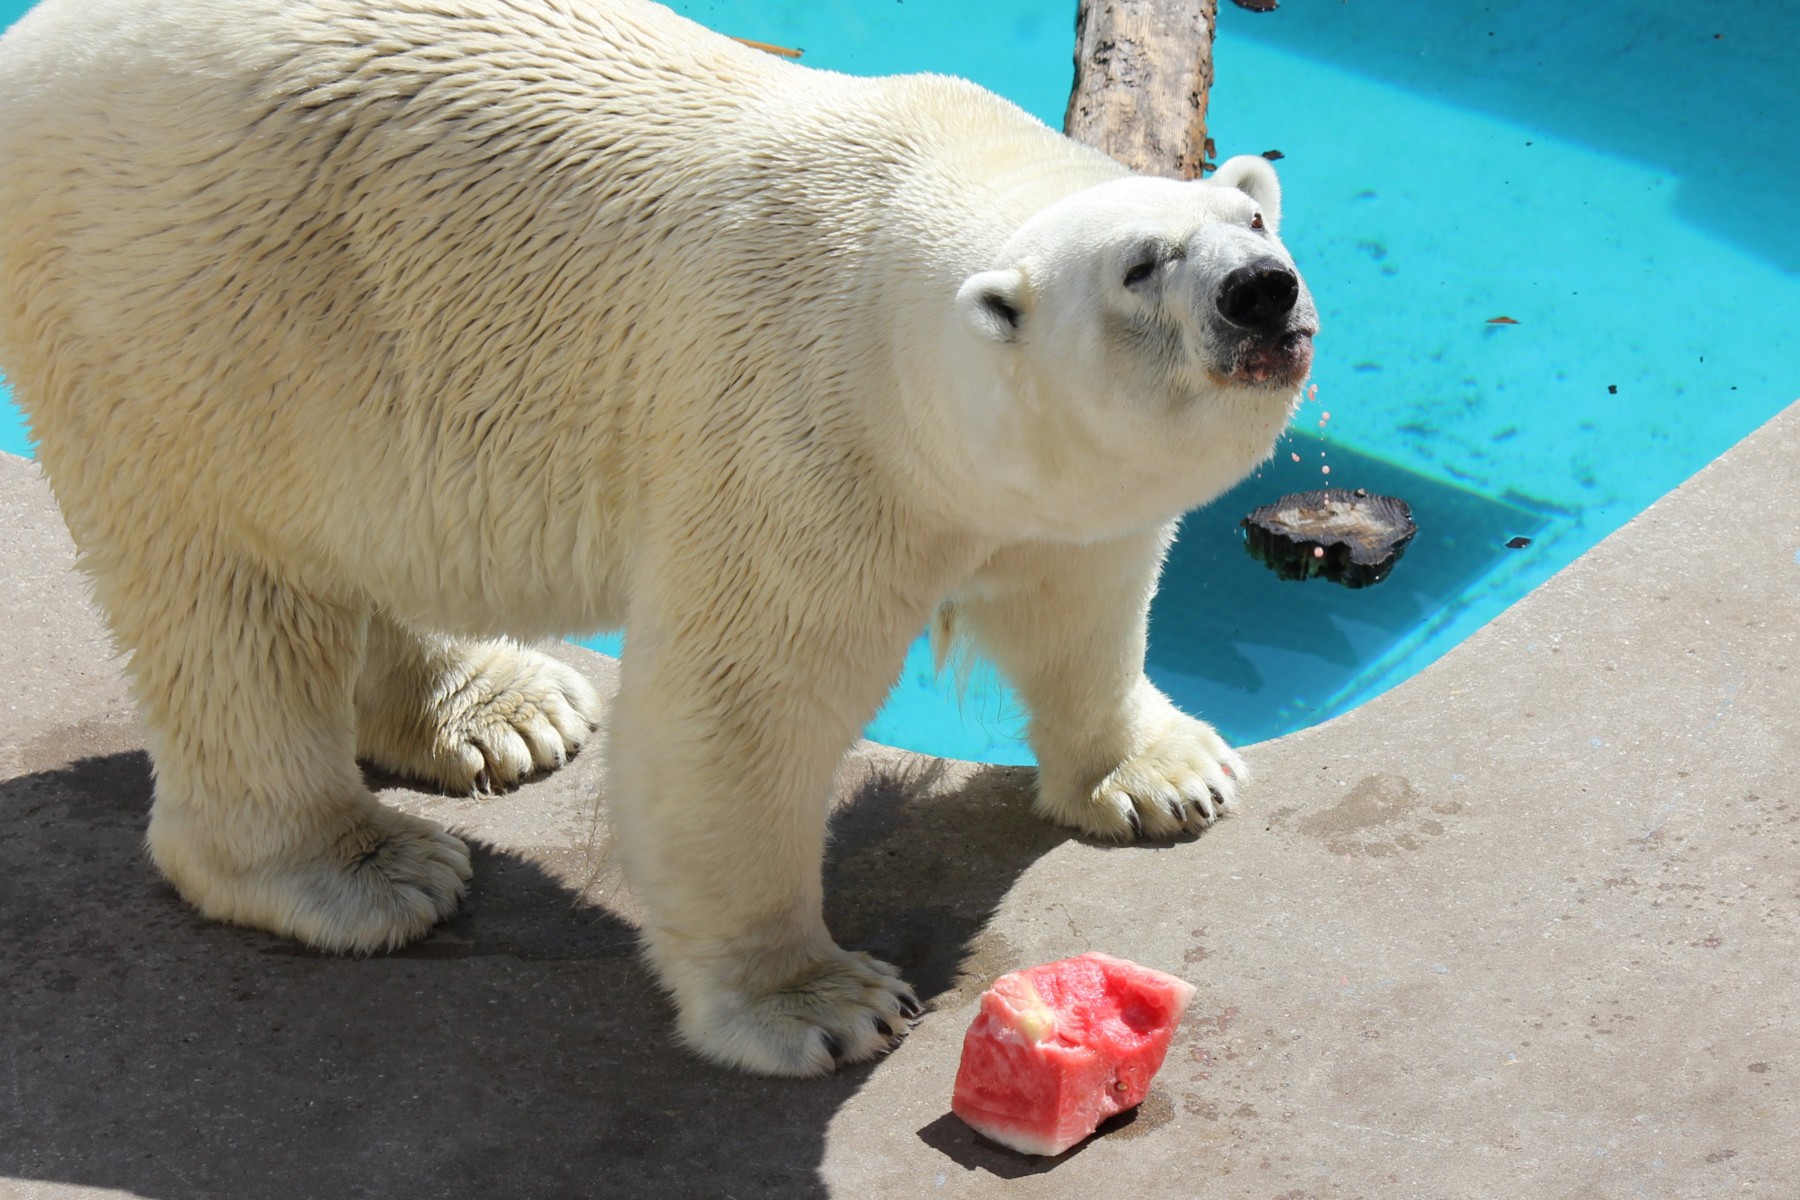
[730,36,802,58]
[1243,489,1416,588]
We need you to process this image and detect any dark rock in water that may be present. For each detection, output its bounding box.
[1242,488,1416,588]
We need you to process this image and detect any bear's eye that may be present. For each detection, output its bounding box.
[1122,258,1157,288]
[1250,212,1265,231]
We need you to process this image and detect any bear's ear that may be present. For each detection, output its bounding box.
[1211,155,1282,235]
[957,268,1029,345]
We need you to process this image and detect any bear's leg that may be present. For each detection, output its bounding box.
[111,534,471,952]
[606,592,923,1077]
[354,612,601,793]
[953,522,1246,841]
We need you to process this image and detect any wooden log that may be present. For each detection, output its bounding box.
[1241,489,1418,589]
[1063,0,1221,179]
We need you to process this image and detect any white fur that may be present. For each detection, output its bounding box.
[0,0,1314,1074]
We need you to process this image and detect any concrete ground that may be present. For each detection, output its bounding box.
[2,403,1796,1199]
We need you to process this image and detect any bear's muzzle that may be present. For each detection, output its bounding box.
[1210,257,1316,389]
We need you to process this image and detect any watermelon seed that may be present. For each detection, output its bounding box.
[1113,1080,1128,1092]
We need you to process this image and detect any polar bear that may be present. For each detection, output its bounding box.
[0,0,1316,1074]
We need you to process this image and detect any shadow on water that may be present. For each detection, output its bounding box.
[0,745,1068,1198]
[1221,0,1800,273]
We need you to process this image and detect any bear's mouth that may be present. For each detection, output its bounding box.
[1225,329,1315,389]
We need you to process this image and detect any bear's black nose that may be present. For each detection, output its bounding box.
[1217,260,1300,331]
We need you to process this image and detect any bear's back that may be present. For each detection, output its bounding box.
[0,0,1118,626]
[0,0,1105,426]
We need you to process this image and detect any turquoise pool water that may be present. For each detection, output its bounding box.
[3,1,1795,763]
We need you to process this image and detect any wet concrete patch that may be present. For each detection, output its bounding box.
[1296,774,1453,856]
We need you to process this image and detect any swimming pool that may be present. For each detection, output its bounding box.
[3,0,1794,764]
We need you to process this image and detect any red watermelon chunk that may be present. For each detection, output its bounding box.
[950,952,1196,1156]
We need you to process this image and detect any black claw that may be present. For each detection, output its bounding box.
[1125,808,1143,839]
[823,1033,843,1064]
[874,1016,894,1038]
[898,995,923,1019]
[1167,797,1186,823]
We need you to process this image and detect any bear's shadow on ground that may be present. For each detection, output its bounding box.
[0,745,1071,1198]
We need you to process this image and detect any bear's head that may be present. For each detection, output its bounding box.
[950,155,1317,540]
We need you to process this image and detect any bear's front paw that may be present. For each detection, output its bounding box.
[661,943,923,1077]
[1035,703,1247,842]
[360,639,602,794]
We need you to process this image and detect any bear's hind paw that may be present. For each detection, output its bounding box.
[177,806,474,954]
[436,647,599,793]
[360,639,602,795]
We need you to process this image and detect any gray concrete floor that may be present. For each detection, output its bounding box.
[3,403,1797,1198]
